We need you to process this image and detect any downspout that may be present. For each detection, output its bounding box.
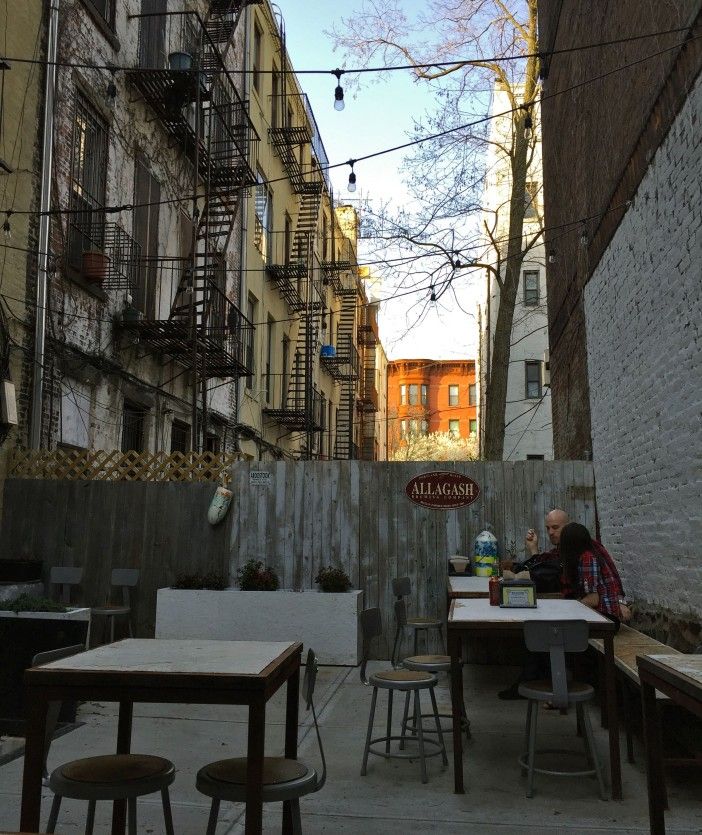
[236,5,249,444]
[30,0,60,448]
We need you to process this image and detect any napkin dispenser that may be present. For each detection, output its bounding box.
[499,578,537,608]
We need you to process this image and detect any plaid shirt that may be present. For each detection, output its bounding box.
[576,548,621,618]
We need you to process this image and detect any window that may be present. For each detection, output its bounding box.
[523,270,539,306]
[86,0,115,27]
[205,433,221,454]
[526,454,544,460]
[68,92,108,272]
[469,419,477,436]
[421,384,428,405]
[121,401,147,452]
[449,419,460,438]
[409,419,419,435]
[254,171,272,261]
[246,294,257,389]
[400,419,407,438]
[60,379,90,450]
[170,420,189,453]
[281,335,290,408]
[133,155,161,317]
[208,254,227,343]
[284,213,292,264]
[524,181,539,219]
[271,66,280,129]
[265,315,274,403]
[253,22,262,93]
[448,384,459,407]
[468,383,477,406]
[138,0,166,69]
[421,420,429,435]
[408,384,419,406]
[399,384,407,405]
[322,213,329,261]
[525,361,542,399]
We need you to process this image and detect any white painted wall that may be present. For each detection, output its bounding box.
[584,72,702,618]
[478,87,553,460]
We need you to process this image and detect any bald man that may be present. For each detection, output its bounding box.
[525,507,570,558]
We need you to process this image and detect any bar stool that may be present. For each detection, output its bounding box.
[517,620,607,800]
[360,608,447,784]
[392,600,471,741]
[391,576,444,658]
[32,645,175,835]
[91,568,138,644]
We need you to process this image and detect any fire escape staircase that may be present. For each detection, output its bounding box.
[358,305,380,460]
[329,274,361,459]
[122,1,259,381]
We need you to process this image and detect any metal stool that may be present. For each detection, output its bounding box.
[392,600,471,740]
[391,577,444,658]
[360,608,447,784]
[517,620,607,800]
[196,649,326,835]
[90,568,138,645]
[32,645,175,835]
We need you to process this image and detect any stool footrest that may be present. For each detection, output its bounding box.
[367,735,445,761]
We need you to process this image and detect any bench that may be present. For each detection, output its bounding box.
[589,624,682,764]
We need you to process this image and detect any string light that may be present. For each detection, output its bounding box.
[579,222,588,248]
[548,249,557,264]
[347,160,356,193]
[523,111,533,140]
[2,211,12,238]
[332,68,345,111]
[429,285,437,302]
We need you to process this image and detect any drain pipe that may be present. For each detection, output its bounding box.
[30,0,60,448]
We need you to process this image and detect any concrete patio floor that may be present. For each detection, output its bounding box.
[0,661,700,834]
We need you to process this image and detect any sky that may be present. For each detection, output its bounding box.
[274,0,484,361]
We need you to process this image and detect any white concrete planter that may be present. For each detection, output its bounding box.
[0,607,90,620]
[155,588,363,665]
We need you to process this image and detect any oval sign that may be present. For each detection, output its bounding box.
[405,470,480,509]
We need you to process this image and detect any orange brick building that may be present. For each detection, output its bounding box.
[387,359,477,455]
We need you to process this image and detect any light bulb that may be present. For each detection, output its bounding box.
[348,171,356,193]
[2,212,11,239]
[334,85,345,111]
[548,250,556,264]
[523,113,533,140]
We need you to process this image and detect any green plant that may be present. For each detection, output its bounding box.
[236,559,280,591]
[172,571,228,590]
[315,565,352,593]
[1,594,67,613]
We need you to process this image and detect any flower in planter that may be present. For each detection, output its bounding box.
[314,565,352,593]
[236,559,280,591]
[1,594,67,613]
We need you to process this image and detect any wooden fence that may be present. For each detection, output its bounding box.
[0,460,595,653]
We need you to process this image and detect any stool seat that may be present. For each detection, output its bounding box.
[197,757,318,803]
[49,754,175,801]
[370,669,437,690]
[403,654,451,672]
[519,679,594,703]
[91,605,130,616]
[407,617,443,628]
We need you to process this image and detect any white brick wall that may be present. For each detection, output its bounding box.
[584,72,702,618]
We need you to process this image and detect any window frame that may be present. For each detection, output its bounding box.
[469,419,477,436]
[399,384,407,405]
[246,294,258,389]
[525,360,542,399]
[448,384,459,407]
[420,384,428,406]
[523,270,539,306]
[252,21,263,94]
[121,400,147,453]
[170,419,190,453]
[468,383,477,406]
[408,384,419,406]
[448,419,460,438]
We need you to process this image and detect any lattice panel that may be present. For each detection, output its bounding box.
[8,449,238,482]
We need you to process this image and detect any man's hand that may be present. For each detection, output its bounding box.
[525,528,539,556]
[619,603,632,622]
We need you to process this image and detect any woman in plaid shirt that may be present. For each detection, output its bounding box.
[559,522,627,621]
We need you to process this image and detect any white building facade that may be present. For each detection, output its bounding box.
[477,87,553,461]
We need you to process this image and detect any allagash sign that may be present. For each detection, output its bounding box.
[405,471,480,509]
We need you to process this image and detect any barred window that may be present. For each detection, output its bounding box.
[121,401,147,452]
[523,270,539,306]
[68,92,108,270]
[85,0,115,27]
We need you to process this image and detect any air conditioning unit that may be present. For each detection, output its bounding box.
[542,350,550,387]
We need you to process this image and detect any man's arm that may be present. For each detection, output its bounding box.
[525,528,539,556]
[580,592,600,609]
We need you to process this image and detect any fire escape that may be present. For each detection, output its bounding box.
[262,20,326,447]
[357,302,380,460]
[121,3,260,389]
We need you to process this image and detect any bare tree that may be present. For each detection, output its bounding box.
[332,0,541,459]
[390,430,478,462]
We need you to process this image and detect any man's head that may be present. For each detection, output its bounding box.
[545,508,570,547]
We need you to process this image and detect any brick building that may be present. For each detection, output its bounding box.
[538,2,702,643]
[387,359,477,456]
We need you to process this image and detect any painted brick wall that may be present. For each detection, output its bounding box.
[584,72,702,621]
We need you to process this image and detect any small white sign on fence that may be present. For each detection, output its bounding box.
[249,470,271,486]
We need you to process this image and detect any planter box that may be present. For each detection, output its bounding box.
[0,608,90,735]
[156,589,363,665]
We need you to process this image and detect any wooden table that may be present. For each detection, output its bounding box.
[20,638,302,835]
[447,598,621,799]
[637,653,702,834]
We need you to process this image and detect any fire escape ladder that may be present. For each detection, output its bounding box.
[358,305,379,459]
[330,288,358,459]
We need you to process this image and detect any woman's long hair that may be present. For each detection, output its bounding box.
[559,522,594,588]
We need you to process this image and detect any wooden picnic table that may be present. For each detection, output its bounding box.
[637,653,702,835]
[20,638,302,835]
[447,597,622,799]
[447,576,490,600]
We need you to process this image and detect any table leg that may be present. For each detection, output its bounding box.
[282,661,301,834]
[641,676,666,834]
[19,691,48,832]
[448,630,465,793]
[246,698,266,835]
[111,700,133,835]
[604,635,622,800]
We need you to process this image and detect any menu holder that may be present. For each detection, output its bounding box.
[499,578,537,608]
